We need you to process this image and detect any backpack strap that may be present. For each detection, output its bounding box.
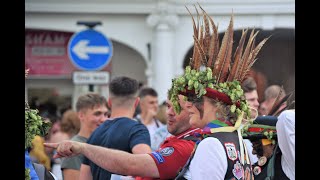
[265,143,278,180]
[32,163,55,180]
[174,135,201,180]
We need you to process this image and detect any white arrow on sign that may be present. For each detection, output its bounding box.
[72,40,110,60]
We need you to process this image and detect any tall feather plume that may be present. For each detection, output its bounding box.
[207,15,219,68]
[236,29,257,81]
[213,14,234,83]
[236,29,255,80]
[185,6,198,41]
[227,29,248,81]
[240,37,269,81]
[199,5,211,58]
[186,6,198,69]
[268,90,294,116]
[203,15,211,57]
[272,86,285,108]
[193,35,206,70]
[186,4,267,84]
[194,4,200,32]
[240,33,258,80]
[285,91,295,110]
[198,23,207,66]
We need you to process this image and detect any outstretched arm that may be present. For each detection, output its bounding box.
[79,164,93,180]
[44,141,160,178]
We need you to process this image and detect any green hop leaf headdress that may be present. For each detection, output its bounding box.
[168,4,269,124]
[25,68,51,150]
[25,68,52,180]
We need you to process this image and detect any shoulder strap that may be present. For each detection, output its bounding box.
[155,119,160,128]
[33,163,55,180]
[134,116,141,123]
[182,135,201,143]
[174,146,197,180]
[174,135,201,180]
[33,163,45,180]
[265,143,278,180]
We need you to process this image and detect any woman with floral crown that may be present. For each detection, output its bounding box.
[170,4,268,180]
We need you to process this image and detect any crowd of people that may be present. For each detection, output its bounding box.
[26,4,295,180]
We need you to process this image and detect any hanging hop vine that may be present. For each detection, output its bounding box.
[25,68,52,180]
[25,101,51,150]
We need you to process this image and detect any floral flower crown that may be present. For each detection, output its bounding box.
[168,4,268,123]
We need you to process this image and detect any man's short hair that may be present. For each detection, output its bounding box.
[109,76,139,98]
[241,77,257,93]
[76,93,108,112]
[138,87,158,98]
[264,85,286,100]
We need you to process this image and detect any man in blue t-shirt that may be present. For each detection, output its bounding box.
[80,76,152,180]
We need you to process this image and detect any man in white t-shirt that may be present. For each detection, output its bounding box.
[277,109,295,180]
[134,87,168,150]
[242,111,294,180]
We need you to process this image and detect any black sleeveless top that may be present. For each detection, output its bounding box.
[252,144,289,180]
[176,131,254,180]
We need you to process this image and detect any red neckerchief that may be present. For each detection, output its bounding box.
[162,128,202,144]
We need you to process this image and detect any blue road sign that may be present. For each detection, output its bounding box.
[68,29,113,71]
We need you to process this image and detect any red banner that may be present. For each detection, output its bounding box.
[25,29,111,77]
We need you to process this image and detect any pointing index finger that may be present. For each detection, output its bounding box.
[43,143,59,149]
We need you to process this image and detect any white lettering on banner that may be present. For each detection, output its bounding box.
[25,34,66,45]
[31,47,65,56]
[73,71,110,85]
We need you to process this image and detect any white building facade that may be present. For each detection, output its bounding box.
[25,0,295,110]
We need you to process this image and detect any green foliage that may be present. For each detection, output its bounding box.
[169,66,250,121]
[242,124,277,144]
[25,168,30,180]
[25,101,51,150]
[25,101,51,179]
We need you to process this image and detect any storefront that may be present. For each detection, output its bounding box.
[25,0,295,114]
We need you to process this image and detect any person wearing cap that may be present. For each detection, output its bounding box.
[242,115,279,179]
[242,109,294,180]
[244,87,294,180]
[168,5,268,180]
